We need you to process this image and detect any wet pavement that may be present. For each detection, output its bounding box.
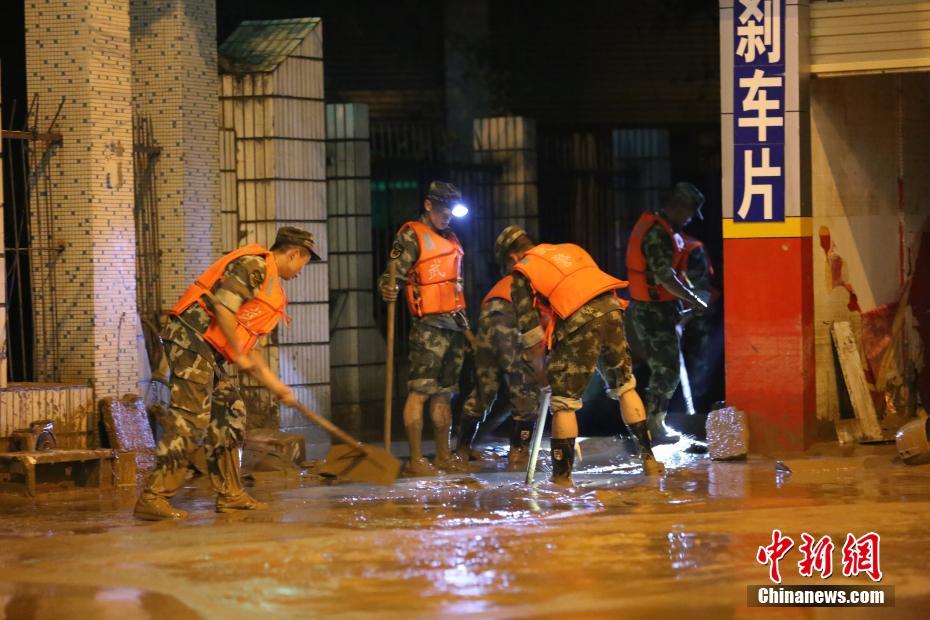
[1,438,928,619]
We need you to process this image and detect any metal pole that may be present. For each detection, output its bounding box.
[524,387,552,484]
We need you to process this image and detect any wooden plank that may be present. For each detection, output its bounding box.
[834,418,863,445]
[831,322,884,441]
[0,449,113,464]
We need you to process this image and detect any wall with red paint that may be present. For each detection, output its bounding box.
[810,73,930,425]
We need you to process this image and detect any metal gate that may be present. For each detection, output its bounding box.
[2,95,64,383]
[537,127,672,280]
[2,102,163,385]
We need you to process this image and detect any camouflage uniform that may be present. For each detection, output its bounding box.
[511,274,637,412]
[143,254,267,500]
[462,297,537,423]
[680,242,721,412]
[497,226,662,484]
[378,214,468,396]
[625,219,685,423]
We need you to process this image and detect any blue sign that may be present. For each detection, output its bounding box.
[733,0,786,223]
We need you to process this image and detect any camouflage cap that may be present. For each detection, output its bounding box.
[274,226,322,260]
[494,225,529,268]
[426,180,462,205]
[669,182,705,220]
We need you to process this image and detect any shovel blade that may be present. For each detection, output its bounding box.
[319,443,401,486]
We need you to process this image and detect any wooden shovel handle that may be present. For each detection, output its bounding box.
[292,401,367,456]
[384,261,397,452]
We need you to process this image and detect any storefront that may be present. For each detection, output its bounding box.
[720,0,930,451]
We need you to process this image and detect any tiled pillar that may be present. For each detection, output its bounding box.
[220,19,330,438]
[219,128,238,252]
[130,0,221,310]
[25,0,140,396]
[473,116,540,241]
[720,0,815,451]
[326,103,384,435]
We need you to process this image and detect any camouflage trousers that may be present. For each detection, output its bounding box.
[462,314,538,423]
[408,320,466,396]
[625,300,681,419]
[143,318,247,499]
[547,310,637,412]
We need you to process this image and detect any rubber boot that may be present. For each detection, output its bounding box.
[212,447,268,512]
[507,419,534,471]
[627,420,666,476]
[135,452,190,520]
[550,438,576,487]
[647,408,681,445]
[216,492,269,513]
[403,418,439,477]
[134,492,189,521]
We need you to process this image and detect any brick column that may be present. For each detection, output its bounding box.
[130,0,221,310]
[326,103,383,436]
[720,0,815,451]
[25,0,140,396]
[220,19,330,439]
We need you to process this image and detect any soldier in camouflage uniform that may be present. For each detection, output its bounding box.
[135,227,320,521]
[379,181,471,477]
[625,183,709,445]
[454,241,540,471]
[499,226,665,486]
[679,234,722,413]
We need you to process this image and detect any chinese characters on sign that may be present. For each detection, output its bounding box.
[734,0,785,222]
[757,531,883,584]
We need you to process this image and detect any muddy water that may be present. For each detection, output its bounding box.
[1,440,929,619]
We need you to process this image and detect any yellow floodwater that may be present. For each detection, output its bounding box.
[0,440,927,619]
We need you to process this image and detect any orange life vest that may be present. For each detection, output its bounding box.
[483,274,555,331]
[400,220,466,317]
[680,236,712,275]
[170,244,287,362]
[626,211,686,302]
[680,235,721,304]
[482,275,514,305]
[512,244,627,320]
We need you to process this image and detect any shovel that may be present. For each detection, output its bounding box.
[525,387,552,484]
[383,261,397,452]
[292,402,401,486]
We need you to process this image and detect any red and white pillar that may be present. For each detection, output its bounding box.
[720,0,815,451]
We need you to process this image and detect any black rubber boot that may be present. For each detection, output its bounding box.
[627,420,666,476]
[550,438,576,486]
[507,419,535,471]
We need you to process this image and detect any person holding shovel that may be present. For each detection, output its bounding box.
[500,226,665,486]
[625,182,709,444]
[379,181,471,476]
[134,227,320,521]
[454,226,545,471]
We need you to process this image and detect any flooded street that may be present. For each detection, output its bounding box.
[1,440,928,619]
